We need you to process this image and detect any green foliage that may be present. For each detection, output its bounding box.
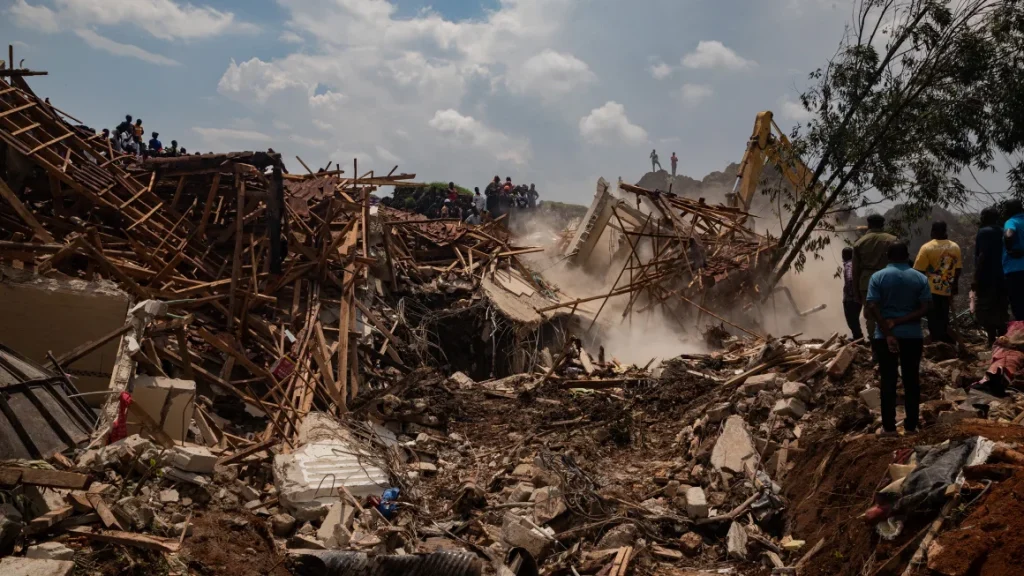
[425,181,473,197]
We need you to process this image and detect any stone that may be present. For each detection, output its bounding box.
[238,484,260,502]
[512,463,538,477]
[501,512,553,560]
[773,398,807,419]
[782,381,812,403]
[706,402,732,423]
[710,416,758,474]
[169,445,217,474]
[726,521,748,560]
[596,523,637,550]
[408,462,437,474]
[26,542,75,561]
[171,522,193,537]
[739,374,781,396]
[664,480,680,498]
[159,489,179,504]
[532,486,567,525]
[0,557,75,576]
[679,532,702,556]
[508,483,535,503]
[859,387,882,411]
[112,497,155,530]
[827,345,859,380]
[652,546,683,561]
[781,538,805,552]
[318,502,355,546]
[270,514,296,537]
[684,487,709,518]
[244,499,264,510]
[287,534,326,550]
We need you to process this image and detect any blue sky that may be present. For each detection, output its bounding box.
[5,0,1002,206]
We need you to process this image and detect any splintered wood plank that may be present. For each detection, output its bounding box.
[0,101,37,119]
[228,173,245,331]
[28,131,74,155]
[0,467,89,489]
[197,172,222,237]
[126,201,163,231]
[0,176,54,242]
[11,121,40,136]
[53,322,132,367]
[170,175,186,209]
[68,527,181,553]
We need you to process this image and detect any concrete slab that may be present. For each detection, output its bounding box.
[0,557,74,576]
[710,416,758,474]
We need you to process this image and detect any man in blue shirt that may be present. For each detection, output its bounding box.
[148,132,163,155]
[1004,199,1024,320]
[865,242,933,435]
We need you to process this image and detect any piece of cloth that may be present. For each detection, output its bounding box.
[843,260,857,302]
[893,437,985,514]
[1004,213,1024,275]
[927,294,952,343]
[853,231,898,292]
[866,263,933,339]
[108,391,133,444]
[989,321,1024,384]
[872,338,923,432]
[914,239,962,297]
[844,299,864,340]
[861,289,877,343]
[1008,270,1024,321]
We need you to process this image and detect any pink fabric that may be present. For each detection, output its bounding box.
[108,391,132,444]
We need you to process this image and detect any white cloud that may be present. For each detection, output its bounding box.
[649,61,673,80]
[429,109,531,164]
[677,84,713,106]
[682,40,755,70]
[193,127,272,150]
[288,134,329,149]
[13,0,256,40]
[781,99,814,122]
[579,101,648,146]
[279,31,304,44]
[375,145,401,165]
[73,29,180,67]
[507,50,596,98]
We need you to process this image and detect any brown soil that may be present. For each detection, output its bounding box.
[183,511,290,576]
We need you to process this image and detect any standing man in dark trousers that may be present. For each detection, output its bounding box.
[853,214,898,342]
[974,207,1008,345]
[1004,199,1024,320]
[842,247,863,340]
[866,242,933,436]
[913,221,961,343]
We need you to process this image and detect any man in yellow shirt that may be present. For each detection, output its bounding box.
[913,221,962,344]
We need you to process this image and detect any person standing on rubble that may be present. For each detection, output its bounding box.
[168,140,179,157]
[670,152,678,177]
[650,149,662,172]
[1004,199,1024,320]
[485,176,500,216]
[865,241,932,435]
[913,221,961,344]
[447,182,459,203]
[974,207,1008,345]
[133,119,145,152]
[842,247,864,341]
[148,132,163,155]
[527,184,539,209]
[853,214,898,341]
[473,187,486,214]
[116,115,133,137]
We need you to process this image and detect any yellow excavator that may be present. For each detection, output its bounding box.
[728,110,819,229]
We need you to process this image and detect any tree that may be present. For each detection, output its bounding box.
[769,0,1024,285]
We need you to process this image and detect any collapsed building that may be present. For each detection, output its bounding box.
[2,51,1024,576]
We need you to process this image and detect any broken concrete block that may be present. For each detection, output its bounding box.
[710,416,758,474]
[684,487,709,518]
[782,381,811,403]
[158,489,179,504]
[169,445,217,474]
[532,486,567,525]
[112,497,155,530]
[128,376,196,443]
[827,345,859,380]
[408,462,437,474]
[26,542,74,561]
[679,532,702,556]
[739,374,781,396]
[448,372,475,388]
[287,534,326,550]
[726,521,748,560]
[596,523,636,550]
[859,387,882,412]
[706,402,732,423]
[508,483,535,503]
[238,483,260,502]
[773,398,807,419]
[0,557,75,576]
[317,502,355,546]
[665,480,680,498]
[501,512,553,560]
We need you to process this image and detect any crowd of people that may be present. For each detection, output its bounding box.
[838,200,1024,436]
[102,114,188,159]
[435,176,541,225]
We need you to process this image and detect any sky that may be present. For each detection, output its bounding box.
[1,0,902,205]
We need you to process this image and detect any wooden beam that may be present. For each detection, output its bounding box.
[0,467,90,489]
[52,322,132,368]
[217,438,278,466]
[197,172,222,237]
[0,175,54,243]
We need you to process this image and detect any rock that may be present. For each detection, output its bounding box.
[0,557,75,576]
[508,483,535,503]
[684,487,709,518]
[782,381,812,403]
[159,489,179,504]
[739,374,781,396]
[781,538,806,552]
[297,522,315,536]
[664,480,680,498]
[532,486,567,525]
[596,523,637,550]
[501,512,553,560]
[26,542,75,561]
[169,445,217,474]
[706,402,732,423]
[171,521,193,537]
[710,416,758,474]
[318,502,355,546]
[827,345,859,380]
[244,499,264,511]
[726,521,748,560]
[270,513,297,537]
[408,462,437,474]
[773,398,807,419]
[112,497,155,530]
[679,532,702,556]
[287,534,326,550]
[652,546,683,561]
[859,387,882,411]
[238,484,260,502]
[288,500,332,522]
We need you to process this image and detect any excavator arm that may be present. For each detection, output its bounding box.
[729,111,818,226]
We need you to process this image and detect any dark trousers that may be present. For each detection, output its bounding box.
[872,338,923,432]
[927,294,952,343]
[1009,271,1024,321]
[843,300,864,340]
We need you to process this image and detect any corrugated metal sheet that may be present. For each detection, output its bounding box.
[289,550,482,576]
[0,344,96,460]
